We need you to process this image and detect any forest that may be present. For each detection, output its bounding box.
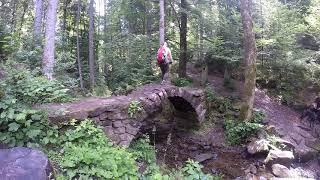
[0,0,320,179]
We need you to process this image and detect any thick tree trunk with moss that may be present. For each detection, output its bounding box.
[159,0,165,46]
[179,0,187,78]
[42,0,59,80]
[239,0,257,121]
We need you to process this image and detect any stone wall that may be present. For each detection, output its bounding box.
[41,84,207,146]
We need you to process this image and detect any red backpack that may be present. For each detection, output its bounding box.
[157,47,166,64]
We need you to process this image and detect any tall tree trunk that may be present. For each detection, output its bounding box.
[103,0,109,83]
[33,0,43,44]
[146,1,152,62]
[159,0,165,46]
[239,0,257,121]
[42,0,59,80]
[88,0,95,89]
[76,0,84,89]
[104,0,107,34]
[199,18,207,86]
[10,0,17,32]
[179,0,187,78]
[62,0,68,34]
[19,0,29,33]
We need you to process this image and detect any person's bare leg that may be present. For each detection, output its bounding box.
[163,64,169,84]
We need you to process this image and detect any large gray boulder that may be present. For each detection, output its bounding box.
[0,147,53,180]
[272,164,291,178]
[247,139,269,155]
[264,150,294,167]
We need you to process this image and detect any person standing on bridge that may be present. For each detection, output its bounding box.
[157,42,173,84]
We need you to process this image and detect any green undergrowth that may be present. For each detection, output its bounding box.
[0,98,59,147]
[48,120,222,180]
[49,120,138,179]
[128,100,143,118]
[0,62,71,147]
[204,86,235,122]
[204,86,265,145]
[171,77,193,87]
[224,111,265,145]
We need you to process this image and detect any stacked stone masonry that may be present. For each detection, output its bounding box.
[41,84,207,147]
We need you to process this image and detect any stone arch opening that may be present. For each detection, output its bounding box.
[137,96,200,144]
[168,96,200,130]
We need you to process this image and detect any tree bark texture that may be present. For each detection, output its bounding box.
[33,0,43,43]
[42,0,59,80]
[10,0,17,32]
[239,0,257,121]
[19,0,29,33]
[76,0,84,89]
[88,0,95,89]
[179,0,187,78]
[159,0,165,46]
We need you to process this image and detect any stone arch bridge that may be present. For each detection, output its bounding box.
[41,84,207,146]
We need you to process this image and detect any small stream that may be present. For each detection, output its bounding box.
[137,97,320,179]
[153,128,254,180]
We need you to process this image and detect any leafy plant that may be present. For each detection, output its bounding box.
[129,136,163,178]
[0,62,71,148]
[1,63,71,104]
[52,120,139,179]
[252,110,266,124]
[181,159,221,180]
[0,96,59,147]
[130,135,156,164]
[205,86,217,102]
[128,100,143,118]
[172,77,193,87]
[205,87,232,113]
[224,119,263,145]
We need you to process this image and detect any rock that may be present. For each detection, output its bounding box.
[118,140,131,147]
[88,106,108,117]
[101,120,112,126]
[272,164,291,178]
[271,178,315,180]
[294,145,318,163]
[210,168,219,175]
[259,176,268,180]
[114,127,126,134]
[257,129,268,139]
[247,139,269,155]
[0,147,53,180]
[265,150,294,167]
[194,153,216,163]
[125,125,138,135]
[245,173,259,180]
[291,167,318,179]
[103,126,114,135]
[113,121,123,128]
[188,146,198,151]
[245,164,258,175]
[119,134,135,147]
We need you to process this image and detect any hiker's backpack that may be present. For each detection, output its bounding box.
[157,47,166,64]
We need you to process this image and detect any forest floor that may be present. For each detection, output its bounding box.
[155,64,320,179]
